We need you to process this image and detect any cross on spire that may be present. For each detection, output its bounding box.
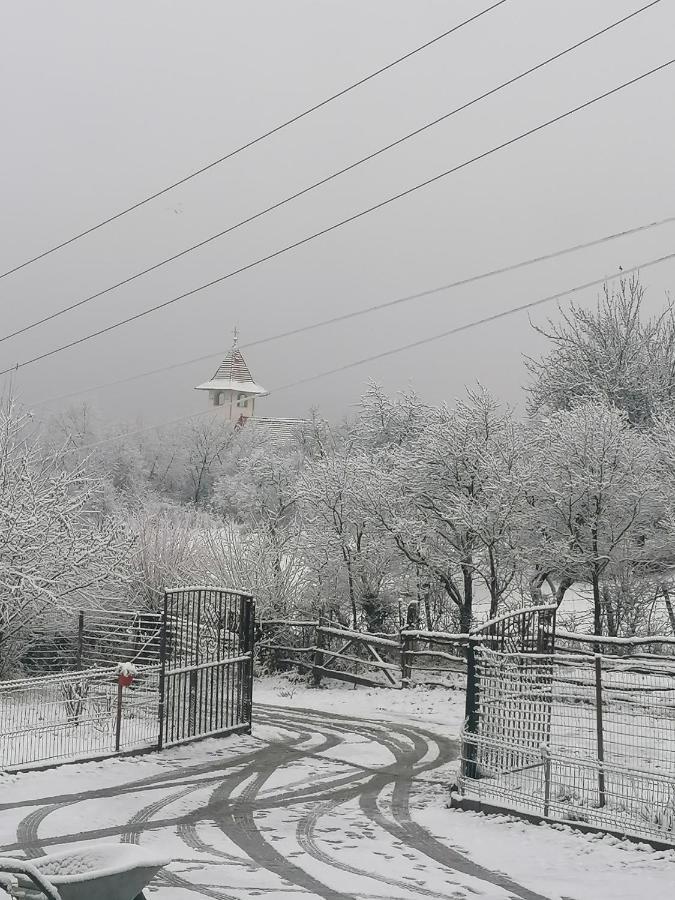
[232,325,239,347]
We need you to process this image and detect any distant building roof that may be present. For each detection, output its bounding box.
[249,417,307,446]
[195,341,267,396]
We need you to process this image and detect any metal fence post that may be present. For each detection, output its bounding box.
[542,746,551,817]
[114,679,124,753]
[594,653,606,807]
[240,596,254,730]
[461,637,479,779]
[157,593,168,751]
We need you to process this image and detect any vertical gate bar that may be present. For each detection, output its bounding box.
[195,588,202,663]
[233,602,240,726]
[172,593,179,742]
[195,589,202,737]
[245,597,255,730]
[233,593,240,725]
[157,592,169,750]
[215,593,226,728]
[225,600,232,727]
[238,595,246,725]
[231,633,237,727]
[216,592,224,731]
[189,670,198,737]
[177,592,186,741]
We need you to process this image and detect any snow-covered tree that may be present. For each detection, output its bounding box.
[0,405,131,677]
[354,383,435,450]
[524,402,665,637]
[298,431,397,631]
[527,276,675,427]
[359,388,524,630]
[203,523,311,619]
[212,428,307,616]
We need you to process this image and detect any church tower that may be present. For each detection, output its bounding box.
[195,330,267,424]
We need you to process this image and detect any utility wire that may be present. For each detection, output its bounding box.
[272,251,675,396]
[28,213,675,409]
[52,250,675,456]
[0,1,509,282]
[2,56,673,380]
[0,0,662,347]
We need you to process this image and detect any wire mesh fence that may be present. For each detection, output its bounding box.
[4,607,164,677]
[0,589,256,770]
[459,644,675,843]
[0,665,160,769]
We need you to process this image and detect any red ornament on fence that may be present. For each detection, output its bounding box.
[118,673,134,688]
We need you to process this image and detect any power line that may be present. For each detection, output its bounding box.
[0,1,509,282]
[271,251,675,396]
[3,56,673,380]
[54,250,675,456]
[0,0,662,347]
[28,213,675,409]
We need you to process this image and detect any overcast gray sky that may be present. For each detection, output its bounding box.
[2,0,675,428]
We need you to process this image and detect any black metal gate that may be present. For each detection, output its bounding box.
[462,604,556,778]
[158,587,255,748]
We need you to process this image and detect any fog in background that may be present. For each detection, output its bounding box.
[1,0,674,427]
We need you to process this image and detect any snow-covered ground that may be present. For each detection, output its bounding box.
[0,674,672,899]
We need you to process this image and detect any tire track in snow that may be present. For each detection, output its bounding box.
[6,700,553,900]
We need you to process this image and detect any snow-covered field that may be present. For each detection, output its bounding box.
[0,675,672,899]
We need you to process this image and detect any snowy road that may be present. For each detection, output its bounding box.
[0,688,673,899]
[0,700,548,900]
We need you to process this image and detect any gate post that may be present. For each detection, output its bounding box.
[157,592,168,751]
[461,637,480,779]
[240,595,255,730]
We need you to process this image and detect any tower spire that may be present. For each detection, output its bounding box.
[194,325,266,422]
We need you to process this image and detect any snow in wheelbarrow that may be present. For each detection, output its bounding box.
[0,843,170,900]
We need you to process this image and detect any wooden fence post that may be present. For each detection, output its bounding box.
[401,631,412,688]
[313,616,325,687]
[594,653,606,808]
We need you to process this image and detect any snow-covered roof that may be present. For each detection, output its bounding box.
[195,342,267,396]
[249,417,307,445]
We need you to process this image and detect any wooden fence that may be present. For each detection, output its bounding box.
[255,617,469,689]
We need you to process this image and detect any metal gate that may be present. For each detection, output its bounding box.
[158,587,255,748]
[462,604,556,779]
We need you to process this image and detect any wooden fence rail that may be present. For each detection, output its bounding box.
[255,618,470,689]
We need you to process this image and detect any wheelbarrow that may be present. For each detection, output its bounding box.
[0,843,170,900]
